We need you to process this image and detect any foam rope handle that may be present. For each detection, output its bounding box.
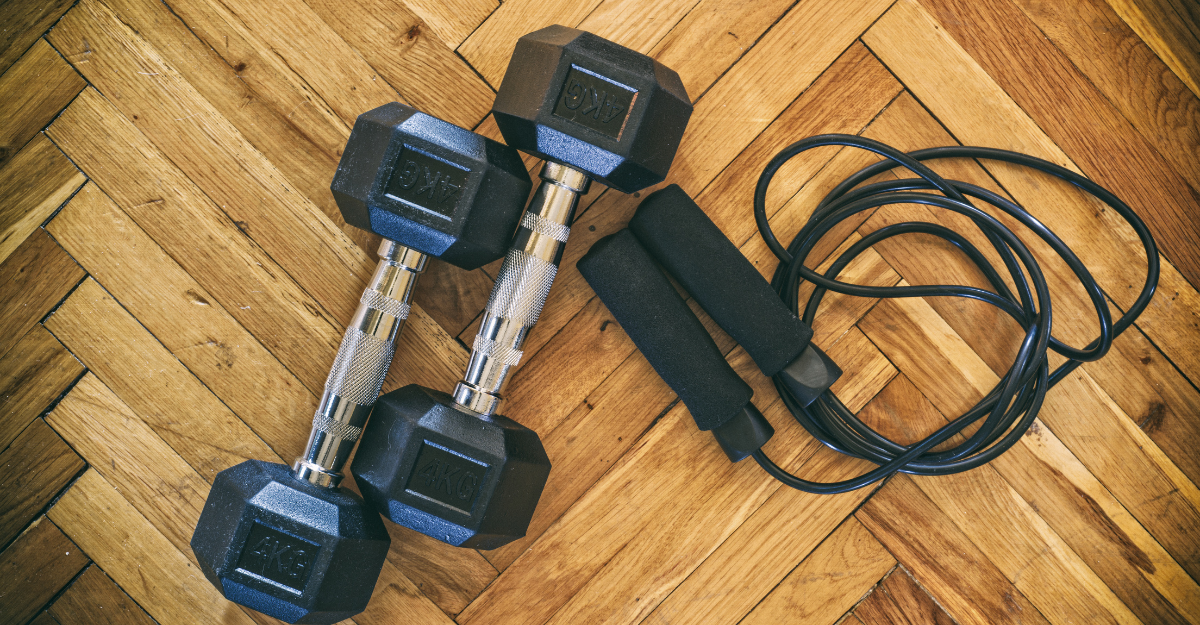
[577,229,752,431]
[630,184,813,376]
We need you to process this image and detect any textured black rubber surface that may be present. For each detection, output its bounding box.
[492,26,692,193]
[191,460,390,624]
[630,184,813,377]
[578,229,751,431]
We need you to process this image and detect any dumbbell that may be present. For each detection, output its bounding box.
[577,229,777,461]
[350,26,693,549]
[629,185,842,407]
[190,103,532,623]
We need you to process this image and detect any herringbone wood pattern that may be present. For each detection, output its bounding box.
[2,0,1200,623]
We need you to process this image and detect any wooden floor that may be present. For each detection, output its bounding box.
[2,0,1200,623]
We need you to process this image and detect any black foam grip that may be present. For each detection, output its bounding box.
[630,184,813,376]
[577,230,752,431]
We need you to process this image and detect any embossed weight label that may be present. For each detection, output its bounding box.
[405,441,488,514]
[236,523,319,592]
[385,146,470,220]
[553,66,637,140]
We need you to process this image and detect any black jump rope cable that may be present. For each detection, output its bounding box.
[751,134,1160,494]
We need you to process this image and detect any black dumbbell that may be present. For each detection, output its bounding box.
[190,103,532,623]
[577,229,776,461]
[629,185,842,407]
[350,26,693,549]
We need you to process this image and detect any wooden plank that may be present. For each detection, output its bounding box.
[48,184,317,462]
[48,565,156,625]
[403,0,495,48]
[303,0,494,127]
[48,1,467,390]
[45,278,279,479]
[0,134,85,265]
[644,445,884,624]
[0,228,85,361]
[0,325,83,453]
[47,469,259,625]
[0,516,89,625]
[858,476,1051,625]
[0,0,74,76]
[913,0,1200,289]
[1008,0,1200,200]
[29,612,60,625]
[863,568,956,625]
[862,0,1200,388]
[0,39,85,167]
[0,419,85,549]
[458,0,602,87]
[96,0,368,255]
[411,261,494,339]
[45,88,460,396]
[738,519,895,625]
[859,297,1200,623]
[1105,0,1200,98]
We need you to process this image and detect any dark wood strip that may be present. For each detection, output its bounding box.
[0,325,83,453]
[0,135,85,267]
[0,229,85,361]
[0,39,85,168]
[0,0,75,75]
[48,565,156,625]
[0,516,89,625]
[0,419,85,549]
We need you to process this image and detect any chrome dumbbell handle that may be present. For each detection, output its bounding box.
[294,240,427,487]
[453,162,591,416]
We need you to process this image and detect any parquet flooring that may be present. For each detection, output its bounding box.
[1,0,1199,623]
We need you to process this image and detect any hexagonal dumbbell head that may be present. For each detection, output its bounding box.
[192,461,390,623]
[491,25,692,193]
[352,385,551,550]
[331,102,532,269]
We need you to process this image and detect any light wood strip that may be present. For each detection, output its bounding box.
[0,0,74,76]
[0,39,84,168]
[0,516,89,625]
[862,0,1200,389]
[914,0,1200,289]
[402,0,495,48]
[304,0,494,127]
[48,469,259,625]
[1105,0,1200,98]
[860,296,1200,623]
[858,476,1051,625]
[96,0,367,254]
[0,419,85,549]
[0,228,85,361]
[0,325,83,453]
[48,565,156,625]
[48,184,317,463]
[739,519,896,625]
[458,0,602,87]
[45,278,279,479]
[645,446,883,624]
[0,134,85,266]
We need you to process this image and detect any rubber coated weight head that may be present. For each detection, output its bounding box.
[492,25,692,193]
[331,103,533,270]
[352,385,551,550]
[190,461,390,624]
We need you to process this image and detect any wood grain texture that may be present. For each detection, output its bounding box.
[0,325,83,453]
[0,228,84,361]
[0,516,89,625]
[1106,0,1200,98]
[0,39,85,167]
[0,134,85,266]
[854,568,956,625]
[0,0,75,76]
[48,469,260,625]
[48,565,156,625]
[0,419,85,549]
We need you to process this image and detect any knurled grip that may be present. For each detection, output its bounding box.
[322,327,396,415]
[486,248,559,328]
